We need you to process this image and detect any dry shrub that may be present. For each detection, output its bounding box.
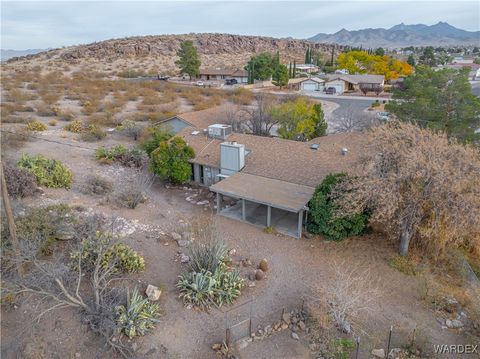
[228,88,254,105]
[1,128,30,150]
[115,171,154,209]
[311,260,382,335]
[81,175,113,196]
[3,162,38,198]
[36,104,56,117]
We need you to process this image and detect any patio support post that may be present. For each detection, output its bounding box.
[216,193,221,214]
[267,205,271,227]
[242,199,246,221]
[297,210,304,239]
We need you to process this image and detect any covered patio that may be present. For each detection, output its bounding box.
[209,173,315,238]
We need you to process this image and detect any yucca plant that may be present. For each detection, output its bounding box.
[188,240,229,273]
[116,287,160,339]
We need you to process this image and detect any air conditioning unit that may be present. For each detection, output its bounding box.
[207,124,232,140]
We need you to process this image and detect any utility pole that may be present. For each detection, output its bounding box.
[1,164,22,275]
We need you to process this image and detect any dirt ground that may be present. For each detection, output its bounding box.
[1,123,478,359]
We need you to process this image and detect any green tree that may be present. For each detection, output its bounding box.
[307,173,368,241]
[150,137,195,184]
[292,60,296,78]
[245,53,276,81]
[419,47,436,67]
[271,97,328,141]
[272,64,289,88]
[386,66,480,143]
[375,47,385,56]
[140,126,173,156]
[407,54,415,67]
[175,40,201,79]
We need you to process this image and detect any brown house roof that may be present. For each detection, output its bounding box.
[158,105,231,130]
[325,74,385,85]
[178,129,367,188]
[199,68,248,77]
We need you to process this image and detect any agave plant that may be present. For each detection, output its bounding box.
[116,287,160,338]
[176,271,217,309]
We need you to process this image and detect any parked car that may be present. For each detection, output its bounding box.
[157,75,169,80]
[376,112,391,121]
[225,79,238,85]
[325,87,337,95]
[195,81,205,87]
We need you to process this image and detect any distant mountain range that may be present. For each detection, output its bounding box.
[1,48,49,61]
[308,22,480,48]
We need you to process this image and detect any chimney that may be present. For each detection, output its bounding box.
[220,142,245,176]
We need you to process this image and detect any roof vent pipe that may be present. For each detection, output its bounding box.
[341,148,348,156]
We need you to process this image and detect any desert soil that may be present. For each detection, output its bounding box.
[1,122,477,359]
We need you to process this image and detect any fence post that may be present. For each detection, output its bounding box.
[355,337,360,359]
[226,328,231,348]
[386,325,393,358]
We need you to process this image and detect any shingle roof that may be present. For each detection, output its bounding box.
[178,128,367,188]
[199,68,248,77]
[158,105,231,130]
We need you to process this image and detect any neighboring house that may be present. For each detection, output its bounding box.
[323,74,385,94]
[154,105,232,135]
[288,77,325,91]
[199,68,248,83]
[444,63,480,81]
[174,121,365,238]
[295,64,320,74]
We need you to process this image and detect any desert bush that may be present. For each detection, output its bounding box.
[307,173,368,240]
[229,87,254,105]
[59,110,75,121]
[176,240,244,310]
[1,128,30,150]
[2,115,28,124]
[81,175,113,195]
[118,120,142,141]
[389,255,418,276]
[17,154,73,188]
[115,172,154,209]
[117,69,147,78]
[3,162,37,198]
[48,119,58,126]
[95,145,148,168]
[70,234,145,273]
[80,125,107,142]
[116,287,160,338]
[36,104,56,117]
[64,119,84,133]
[26,120,48,132]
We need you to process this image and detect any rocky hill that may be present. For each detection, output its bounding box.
[309,22,480,48]
[6,33,340,75]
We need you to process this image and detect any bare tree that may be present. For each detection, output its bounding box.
[223,103,242,132]
[333,121,480,258]
[239,92,278,136]
[311,260,382,334]
[373,84,384,96]
[331,104,379,133]
[359,83,370,96]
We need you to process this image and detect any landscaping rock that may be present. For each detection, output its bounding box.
[282,312,291,323]
[212,343,221,351]
[145,285,161,301]
[258,258,269,272]
[446,319,464,328]
[171,232,181,241]
[179,253,190,263]
[298,321,306,331]
[177,239,191,247]
[255,269,265,281]
[281,323,289,330]
[371,349,385,358]
[388,348,403,359]
[291,332,299,340]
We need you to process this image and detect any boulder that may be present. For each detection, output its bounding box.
[145,285,162,301]
[179,253,190,263]
[258,259,269,272]
[177,239,191,247]
[298,321,306,331]
[255,269,265,281]
[291,332,299,340]
[445,319,464,328]
[371,349,385,358]
[212,343,221,351]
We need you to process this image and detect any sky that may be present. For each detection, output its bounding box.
[1,0,479,50]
